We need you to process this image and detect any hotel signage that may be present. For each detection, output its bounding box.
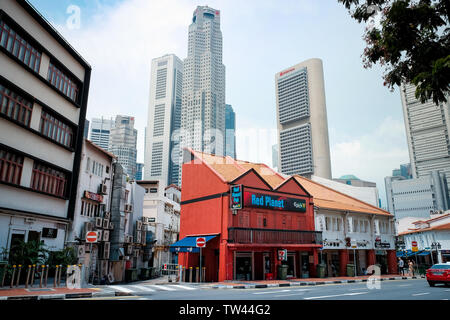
[243,191,306,212]
[84,190,103,203]
[230,185,243,210]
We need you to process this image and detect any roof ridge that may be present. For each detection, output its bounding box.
[294,175,390,215]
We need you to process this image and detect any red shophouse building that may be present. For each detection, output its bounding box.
[172,149,323,282]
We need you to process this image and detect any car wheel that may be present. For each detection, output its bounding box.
[428,281,435,287]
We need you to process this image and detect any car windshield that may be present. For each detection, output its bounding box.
[430,264,450,270]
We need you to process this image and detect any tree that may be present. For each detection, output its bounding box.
[338,0,449,105]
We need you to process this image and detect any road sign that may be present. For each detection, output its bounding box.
[412,241,418,252]
[412,241,417,246]
[196,237,206,248]
[86,231,98,243]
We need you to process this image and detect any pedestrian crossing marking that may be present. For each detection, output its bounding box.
[108,285,133,293]
[147,285,177,291]
[170,284,197,290]
[132,285,156,292]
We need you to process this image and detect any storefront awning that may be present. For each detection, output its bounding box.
[170,235,218,253]
[397,250,421,257]
[417,251,430,256]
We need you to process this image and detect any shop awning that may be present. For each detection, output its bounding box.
[397,250,421,257]
[417,251,430,256]
[170,235,218,253]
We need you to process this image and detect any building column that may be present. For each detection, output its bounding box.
[339,250,349,276]
[273,248,279,279]
[387,250,397,274]
[218,241,229,282]
[367,249,376,268]
[310,249,319,277]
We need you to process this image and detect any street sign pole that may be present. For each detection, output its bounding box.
[199,247,202,283]
[354,249,357,276]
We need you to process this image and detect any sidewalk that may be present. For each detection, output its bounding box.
[0,286,101,300]
[203,274,426,289]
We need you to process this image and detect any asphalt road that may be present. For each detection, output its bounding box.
[70,279,450,300]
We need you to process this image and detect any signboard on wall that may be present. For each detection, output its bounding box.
[84,191,104,203]
[230,185,243,210]
[278,249,287,261]
[243,191,306,212]
[42,228,58,238]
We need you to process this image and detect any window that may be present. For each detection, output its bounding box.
[30,162,67,197]
[39,110,74,147]
[81,199,99,217]
[47,62,79,102]
[0,20,41,72]
[0,148,23,185]
[0,84,33,126]
[85,157,91,173]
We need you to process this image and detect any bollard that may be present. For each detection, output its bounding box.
[54,265,59,287]
[44,265,49,287]
[202,267,206,283]
[39,265,45,288]
[1,264,6,287]
[195,267,199,283]
[57,265,62,287]
[25,265,31,288]
[10,265,16,288]
[189,267,193,283]
[30,264,36,287]
[16,265,22,287]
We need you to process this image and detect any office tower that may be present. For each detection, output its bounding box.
[385,171,449,220]
[108,115,137,179]
[179,5,226,184]
[225,104,236,159]
[272,144,278,170]
[275,58,332,179]
[144,54,183,186]
[84,119,90,138]
[400,83,450,197]
[135,163,144,181]
[392,163,412,179]
[0,0,91,251]
[90,117,115,150]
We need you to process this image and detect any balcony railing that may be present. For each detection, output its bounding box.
[228,227,322,245]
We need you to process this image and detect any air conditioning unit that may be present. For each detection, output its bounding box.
[135,231,142,244]
[128,235,133,243]
[104,211,111,219]
[133,249,139,258]
[102,230,110,242]
[101,242,110,260]
[125,204,133,212]
[83,222,93,238]
[109,222,114,230]
[98,184,108,195]
[136,220,142,231]
[76,245,85,258]
[103,219,110,229]
[126,245,133,255]
[96,229,103,242]
[95,217,103,228]
[141,231,146,244]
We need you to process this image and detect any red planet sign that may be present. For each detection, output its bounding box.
[86,231,98,243]
[196,237,206,248]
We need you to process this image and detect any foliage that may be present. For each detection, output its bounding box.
[338,0,450,105]
[45,246,78,267]
[4,240,48,266]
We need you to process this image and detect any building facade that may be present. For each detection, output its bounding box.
[392,163,412,179]
[225,104,236,159]
[275,58,332,179]
[385,170,449,220]
[0,0,91,255]
[179,6,226,182]
[108,115,137,179]
[272,144,278,170]
[144,54,183,187]
[137,180,181,269]
[89,117,114,151]
[135,162,144,181]
[400,83,450,197]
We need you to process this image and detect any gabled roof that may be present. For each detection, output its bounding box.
[85,139,116,159]
[165,184,181,191]
[293,175,391,216]
[399,223,450,235]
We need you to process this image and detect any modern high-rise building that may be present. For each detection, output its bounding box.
[392,163,412,179]
[225,104,236,159]
[400,83,450,197]
[179,5,226,184]
[275,58,332,179]
[84,119,90,138]
[135,162,144,181]
[144,54,183,187]
[272,144,278,170]
[108,115,137,179]
[90,117,115,151]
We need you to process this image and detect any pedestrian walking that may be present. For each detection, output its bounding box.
[398,258,404,275]
[408,260,414,276]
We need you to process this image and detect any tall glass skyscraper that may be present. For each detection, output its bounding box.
[225,104,236,159]
[90,117,115,150]
[179,6,226,184]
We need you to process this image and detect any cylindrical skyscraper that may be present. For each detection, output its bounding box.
[275,58,332,179]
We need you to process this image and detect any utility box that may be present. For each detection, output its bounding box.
[316,263,326,278]
[125,268,138,282]
[277,265,288,280]
[346,264,355,277]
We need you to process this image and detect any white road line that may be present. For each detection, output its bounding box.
[398,284,412,287]
[170,285,197,290]
[411,292,430,296]
[108,285,134,293]
[148,285,177,291]
[253,290,291,295]
[304,292,369,300]
[131,285,156,292]
[445,289,450,292]
[274,292,309,297]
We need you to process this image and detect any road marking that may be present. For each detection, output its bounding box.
[132,285,156,292]
[445,289,450,292]
[398,284,412,287]
[108,285,133,293]
[171,285,197,290]
[253,290,291,295]
[304,292,369,300]
[411,292,430,296]
[274,291,311,297]
[148,285,176,291]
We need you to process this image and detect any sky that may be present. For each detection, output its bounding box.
[28,0,410,208]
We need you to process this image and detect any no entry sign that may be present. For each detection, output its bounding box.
[86,231,98,243]
[196,237,206,248]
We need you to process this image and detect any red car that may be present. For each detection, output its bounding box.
[426,263,450,287]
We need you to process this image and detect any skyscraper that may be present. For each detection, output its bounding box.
[90,117,115,150]
[225,104,236,159]
[108,115,138,179]
[179,6,226,184]
[275,58,332,179]
[400,83,450,197]
[144,54,183,186]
